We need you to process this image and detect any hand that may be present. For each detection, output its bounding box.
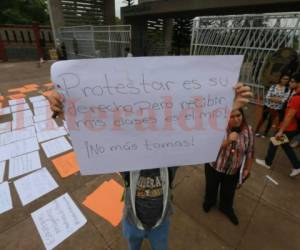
[228,132,239,142]
[242,169,250,180]
[233,83,253,110]
[275,131,284,140]
[48,90,64,119]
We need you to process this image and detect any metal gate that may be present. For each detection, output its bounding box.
[59,25,131,59]
[190,13,300,104]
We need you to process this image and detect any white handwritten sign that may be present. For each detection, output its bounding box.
[51,56,243,174]
[31,193,87,250]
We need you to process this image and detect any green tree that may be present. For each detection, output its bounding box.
[0,0,49,25]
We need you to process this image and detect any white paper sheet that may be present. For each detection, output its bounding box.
[32,100,50,108]
[51,56,243,174]
[0,144,11,161]
[33,112,53,123]
[41,137,72,158]
[12,109,33,120]
[0,161,5,183]
[0,131,12,146]
[31,193,87,250]
[8,98,25,106]
[10,137,40,158]
[0,107,11,116]
[14,168,58,206]
[0,182,13,214]
[35,119,58,133]
[34,106,53,116]
[37,127,68,143]
[10,103,30,113]
[0,126,36,146]
[29,95,46,103]
[0,121,11,134]
[0,139,37,161]
[12,117,34,130]
[9,151,42,179]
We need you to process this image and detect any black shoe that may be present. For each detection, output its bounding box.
[220,208,239,225]
[202,203,212,213]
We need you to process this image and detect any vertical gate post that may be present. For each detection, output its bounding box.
[33,24,43,59]
[0,32,7,61]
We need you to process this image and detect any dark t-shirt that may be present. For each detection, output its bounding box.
[135,168,163,228]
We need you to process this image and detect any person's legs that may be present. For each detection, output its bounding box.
[219,173,239,225]
[264,109,278,136]
[281,131,300,169]
[265,141,279,166]
[147,218,170,250]
[203,164,221,211]
[219,173,239,211]
[255,106,269,134]
[122,218,145,250]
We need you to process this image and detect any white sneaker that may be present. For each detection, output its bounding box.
[255,159,271,169]
[290,168,300,177]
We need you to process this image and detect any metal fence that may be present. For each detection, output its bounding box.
[190,13,300,104]
[59,25,131,59]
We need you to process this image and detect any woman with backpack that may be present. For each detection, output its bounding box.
[255,74,291,138]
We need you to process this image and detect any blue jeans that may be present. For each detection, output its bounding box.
[122,218,170,250]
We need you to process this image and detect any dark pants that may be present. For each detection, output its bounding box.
[204,164,239,212]
[265,131,300,169]
[255,106,279,135]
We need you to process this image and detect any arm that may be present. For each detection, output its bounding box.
[276,108,297,137]
[242,127,254,179]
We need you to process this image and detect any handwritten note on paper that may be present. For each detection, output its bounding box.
[83,179,124,226]
[0,144,11,162]
[31,193,87,250]
[0,122,11,134]
[0,161,5,183]
[8,98,26,106]
[34,112,53,123]
[10,137,40,158]
[51,152,80,178]
[14,168,58,206]
[0,107,11,116]
[37,127,67,143]
[35,119,58,133]
[12,109,33,119]
[9,151,42,179]
[34,106,53,116]
[29,95,46,103]
[12,116,34,130]
[41,137,72,158]
[0,182,13,214]
[10,103,30,113]
[32,100,50,109]
[51,56,243,174]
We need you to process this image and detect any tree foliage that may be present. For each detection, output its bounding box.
[0,0,49,25]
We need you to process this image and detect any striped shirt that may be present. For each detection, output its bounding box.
[211,125,254,175]
[264,84,291,110]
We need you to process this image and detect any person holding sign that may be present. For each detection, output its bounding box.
[203,108,254,225]
[256,72,300,177]
[48,83,252,250]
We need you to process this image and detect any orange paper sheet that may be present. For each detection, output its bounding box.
[8,94,26,100]
[20,87,37,93]
[23,83,39,88]
[0,96,4,101]
[51,152,80,178]
[83,179,124,227]
[43,82,54,87]
[8,87,24,93]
